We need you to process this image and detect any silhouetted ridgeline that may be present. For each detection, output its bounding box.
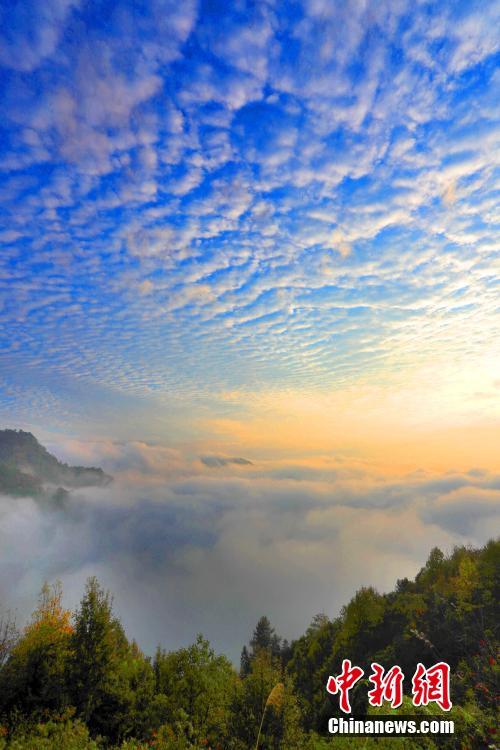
[0,539,497,748]
[0,429,112,497]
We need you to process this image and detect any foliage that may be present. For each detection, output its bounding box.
[0,539,497,749]
[153,634,237,747]
[285,614,339,730]
[0,714,99,750]
[0,429,111,495]
[286,539,499,747]
[69,577,155,744]
[0,463,42,498]
[229,649,306,750]
[0,582,73,716]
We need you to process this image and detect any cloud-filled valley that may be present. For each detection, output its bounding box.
[1,437,498,660]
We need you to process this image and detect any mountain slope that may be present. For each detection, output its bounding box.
[0,429,112,497]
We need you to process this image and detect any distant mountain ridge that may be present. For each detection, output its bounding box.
[0,429,112,498]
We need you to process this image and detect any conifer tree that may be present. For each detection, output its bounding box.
[240,645,251,677]
[70,577,130,742]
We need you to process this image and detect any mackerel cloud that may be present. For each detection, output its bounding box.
[0,0,499,421]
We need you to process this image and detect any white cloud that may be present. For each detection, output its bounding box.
[0,0,81,72]
[0,438,498,658]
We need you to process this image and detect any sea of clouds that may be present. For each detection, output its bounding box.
[1,437,498,660]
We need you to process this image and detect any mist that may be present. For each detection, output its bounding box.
[0,438,498,661]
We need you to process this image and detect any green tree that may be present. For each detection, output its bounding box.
[0,714,100,750]
[0,582,72,717]
[230,649,305,750]
[153,634,236,747]
[240,645,251,677]
[250,617,282,660]
[286,614,339,731]
[69,577,133,743]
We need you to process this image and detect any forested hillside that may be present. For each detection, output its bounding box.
[0,540,497,749]
[0,430,112,496]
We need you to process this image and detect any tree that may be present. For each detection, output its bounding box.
[69,577,132,742]
[153,635,237,747]
[333,587,387,667]
[0,581,72,716]
[230,649,305,750]
[250,617,279,657]
[286,614,339,731]
[0,610,17,667]
[119,639,156,741]
[240,645,251,677]
[0,540,497,749]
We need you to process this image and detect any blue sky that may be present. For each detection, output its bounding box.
[0,0,499,655]
[0,0,499,439]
